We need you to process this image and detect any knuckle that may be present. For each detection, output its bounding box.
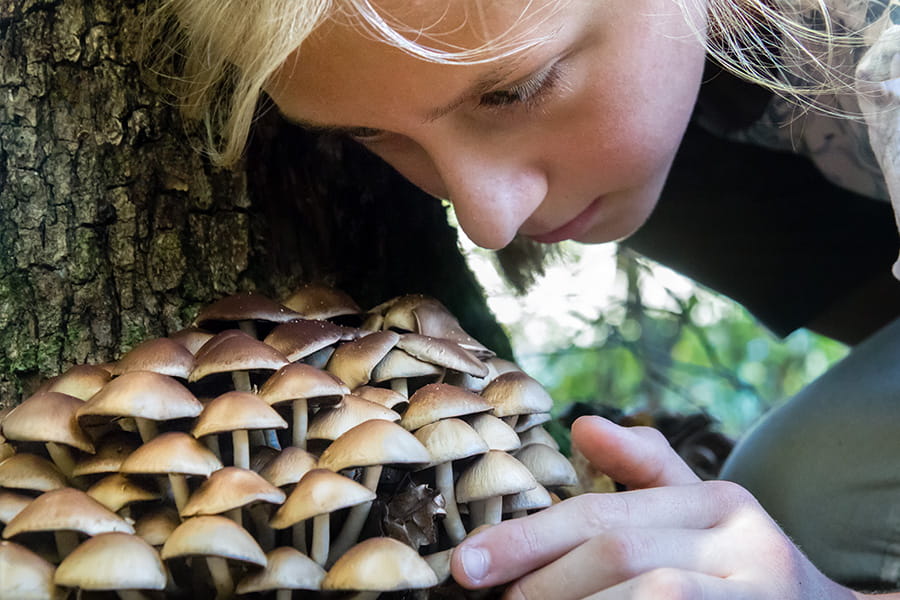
[704,479,757,510]
[588,530,642,577]
[634,568,696,600]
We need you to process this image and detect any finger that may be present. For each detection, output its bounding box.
[452,480,752,588]
[572,416,700,489]
[502,527,732,600]
[584,568,755,600]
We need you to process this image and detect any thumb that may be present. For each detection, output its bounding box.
[571,415,700,489]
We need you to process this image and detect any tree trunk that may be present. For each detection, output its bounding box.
[0,0,510,408]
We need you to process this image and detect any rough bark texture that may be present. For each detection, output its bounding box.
[0,0,511,408]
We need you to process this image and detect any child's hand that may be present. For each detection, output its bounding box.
[450,416,861,600]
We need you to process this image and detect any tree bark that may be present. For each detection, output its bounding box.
[0,0,510,408]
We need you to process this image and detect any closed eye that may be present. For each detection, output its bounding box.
[479,61,564,110]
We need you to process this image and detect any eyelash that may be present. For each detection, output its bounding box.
[478,62,564,110]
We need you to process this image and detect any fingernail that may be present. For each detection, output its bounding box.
[459,546,489,583]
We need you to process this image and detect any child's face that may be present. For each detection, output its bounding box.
[268,0,707,249]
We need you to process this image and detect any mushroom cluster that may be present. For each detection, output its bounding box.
[0,286,578,599]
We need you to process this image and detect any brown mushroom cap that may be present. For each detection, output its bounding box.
[395,333,489,377]
[263,319,346,362]
[189,330,289,382]
[0,454,67,493]
[0,540,57,600]
[258,446,318,487]
[181,467,286,517]
[379,295,493,359]
[466,413,522,452]
[325,330,400,389]
[112,337,196,379]
[455,450,538,503]
[352,385,408,410]
[86,473,161,513]
[480,371,554,417]
[370,348,444,383]
[400,383,492,431]
[120,431,222,477]
[514,443,579,488]
[192,391,288,438]
[168,327,215,355]
[76,370,203,424]
[269,469,376,529]
[1,391,94,453]
[307,395,401,441]
[318,419,431,472]
[193,291,301,328]
[322,537,438,592]
[258,363,348,407]
[280,283,362,320]
[235,546,326,594]
[71,432,139,477]
[3,488,134,539]
[0,490,32,525]
[414,418,489,465]
[161,515,266,566]
[134,507,181,547]
[43,364,111,401]
[55,532,166,591]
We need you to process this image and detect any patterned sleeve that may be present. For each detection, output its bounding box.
[855,2,900,277]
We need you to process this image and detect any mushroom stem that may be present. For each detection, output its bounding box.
[292,398,309,449]
[435,462,466,543]
[482,496,503,526]
[205,435,222,459]
[206,555,235,599]
[232,429,250,469]
[45,442,76,480]
[232,370,252,392]
[329,465,382,565]
[168,474,190,514]
[226,507,243,528]
[292,521,307,554]
[311,513,330,566]
[54,529,79,560]
[135,418,159,444]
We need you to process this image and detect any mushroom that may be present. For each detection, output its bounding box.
[307,394,401,442]
[0,454,67,494]
[321,537,438,599]
[414,418,489,543]
[167,327,214,355]
[480,371,554,430]
[76,370,203,443]
[119,431,222,514]
[269,468,375,566]
[71,431,140,478]
[395,333,489,380]
[0,540,58,600]
[235,546,326,600]
[280,283,362,321]
[112,337,196,379]
[400,383,492,431]
[192,391,287,469]
[55,532,167,600]
[263,318,345,362]
[190,329,289,394]
[86,473,161,518]
[325,330,400,389]
[514,443,579,489]
[466,413,522,452]
[257,447,318,552]
[503,483,554,519]
[258,363,347,449]
[370,347,443,398]
[455,450,538,527]
[134,507,181,547]
[161,515,267,600]
[1,391,95,480]
[193,291,301,339]
[0,490,32,525]
[352,385,409,411]
[42,364,111,401]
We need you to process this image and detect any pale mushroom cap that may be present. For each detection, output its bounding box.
[263,318,345,362]
[45,364,111,401]
[514,444,578,488]
[55,532,166,591]
[318,419,431,472]
[395,333,489,378]
[352,385,408,410]
[258,362,348,406]
[236,546,326,594]
[71,432,139,477]
[1,391,94,453]
[481,372,554,417]
[112,337,196,379]
[161,515,266,566]
[0,491,32,525]
[189,330,289,382]
[515,412,554,433]
[307,395,400,441]
[120,431,222,477]
[325,330,400,389]
[269,469,376,529]
[3,488,134,539]
[466,413,522,452]
[400,383,492,431]
[258,446,318,487]
[0,541,57,600]
[0,454,67,493]
[168,327,214,356]
[518,423,560,449]
[193,291,301,327]
[86,473,160,513]
[414,418,489,465]
[281,283,362,320]
[192,391,288,437]
[370,348,444,382]
[76,370,203,423]
[322,537,438,592]
[181,467,286,517]
[381,295,493,359]
[455,450,538,503]
[503,483,554,513]
[134,507,181,547]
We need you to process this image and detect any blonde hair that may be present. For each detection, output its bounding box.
[151,0,879,167]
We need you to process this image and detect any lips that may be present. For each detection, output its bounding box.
[526,197,604,244]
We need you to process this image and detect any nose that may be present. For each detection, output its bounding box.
[429,143,548,250]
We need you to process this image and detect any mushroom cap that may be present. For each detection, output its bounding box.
[193,291,301,327]
[112,338,196,379]
[71,432,139,477]
[322,537,438,592]
[55,532,166,591]
[3,488,134,539]
[455,450,538,503]
[76,370,203,424]
[466,413,522,452]
[161,515,266,566]
[1,391,94,453]
[192,391,288,437]
[258,446,318,487]
[379,295,493,359]
[352,385,408,410]
[43,364,111,401]
[120,431,222,477]
[400,383,492,431]
[86,473,161,513]
[518,422,560,449]
[263,318,345,362]
[189,330,289,382]
[134,507,181,547]
[180,467,286,517]
[280,283,362,320]
[167,327,214,356]
[480,372,554,417]
[503,483,554,513]
[326,330,400,389]
[269,469,376,529]
[514,444,578,488]
[515,412,554,433]
[318,420,431,472]
[235,546,326,594]
[414,418,489,465]
[0,454,67,493]
[0,490,32,525]
[396,333,489,378]
[258,362,348,406]
[370,348,444,382]
[307,395,400,441]
[0,541,57,600]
